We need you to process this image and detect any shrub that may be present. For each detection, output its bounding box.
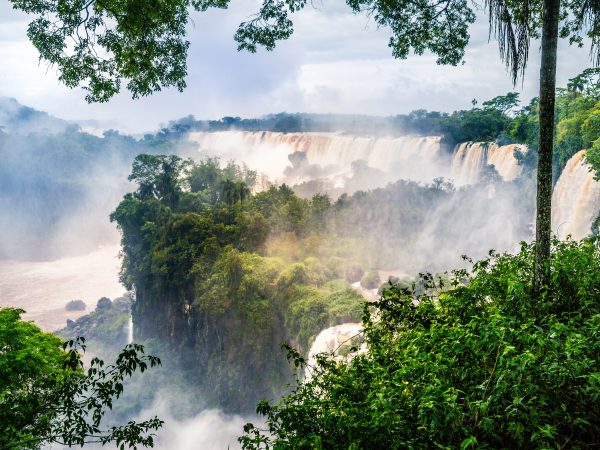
[360,270,380,289]
[96,297,112,310]
[240,238,600,449]
[345,264,364,283]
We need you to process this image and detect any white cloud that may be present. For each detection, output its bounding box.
[0,3,594,132]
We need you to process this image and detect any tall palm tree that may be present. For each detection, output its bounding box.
[486,0,598,291]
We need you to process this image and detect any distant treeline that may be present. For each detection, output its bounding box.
[157,108,511,150]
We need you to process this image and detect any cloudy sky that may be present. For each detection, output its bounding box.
[0,1,593,133]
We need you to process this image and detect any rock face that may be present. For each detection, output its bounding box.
[59,297,132,352]
[65,299,86,311]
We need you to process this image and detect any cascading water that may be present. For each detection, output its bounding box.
[487,144,526,181]
[188,131,447,191]
[305,322,364,380]
[552,150,600,240]
[127,315,134,344]
[451,142,488,185]
[451,142,526,186]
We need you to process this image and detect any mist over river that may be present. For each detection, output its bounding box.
[0,244,123,331]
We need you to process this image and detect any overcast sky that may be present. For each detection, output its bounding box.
[0,1,594,133]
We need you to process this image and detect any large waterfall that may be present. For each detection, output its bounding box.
[552,150,600,240]
[189,131,600,241]
[451,142,526,186]
[188,131,447,191]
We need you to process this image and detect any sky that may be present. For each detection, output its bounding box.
[0,1,594,133]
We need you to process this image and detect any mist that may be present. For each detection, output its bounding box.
[187,129,534,274]
[6,103,598,450]
[141,403,250,450]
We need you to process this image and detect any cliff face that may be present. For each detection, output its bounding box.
[129,247,363,413]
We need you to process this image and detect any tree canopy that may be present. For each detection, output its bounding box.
[8,0,598,102]
[0,308,163,449]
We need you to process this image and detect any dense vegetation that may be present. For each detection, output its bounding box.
[0,308,162,449]
[110,155,367,412]
[110,146,537,413]
[509,68,600,179]
[240,238,600,449]
[58,296,133,358]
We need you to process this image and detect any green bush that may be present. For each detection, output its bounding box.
[240,239,600,449]
[360,270,381,289]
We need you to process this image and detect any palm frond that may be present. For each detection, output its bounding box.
[580,0,600,65]
[485,0,535,84]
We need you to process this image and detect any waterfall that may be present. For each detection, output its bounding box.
[351,281,379,302]
[451,142,488,185]
[188,131,447,190]
[305,322,364,380]
[552,150,600,240]
[451,142,526,186]
[487,144,526,181]
[127,315,134,344]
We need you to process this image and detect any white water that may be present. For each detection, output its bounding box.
[0,245,123,331]
[188,131,447,191]
[552,150,600,240]
[451,142,526,186]
[127,315,134,344]
[305,322,364,380]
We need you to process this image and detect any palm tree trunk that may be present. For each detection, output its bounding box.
[534,0,560,292]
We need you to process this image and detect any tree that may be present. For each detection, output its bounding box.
[220,179,251,205]
[0,308,163,449]
[9,1,600,287]
[482,92,520,115]
[128,154,189,209]
[567,67,600,97]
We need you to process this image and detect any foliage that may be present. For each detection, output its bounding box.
[59,296,133,357]
[506,68,600,177]
[0,308,162,449]
[284,280,364,352]
[360,270,381,290]
[11,1,599,102]
[128,154,190,209]
[240,238,600,449]
[111,157,366,411]
[482,92,521,115]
